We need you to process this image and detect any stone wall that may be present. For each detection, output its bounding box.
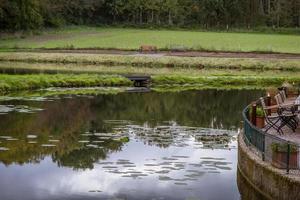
[238,133,300,200]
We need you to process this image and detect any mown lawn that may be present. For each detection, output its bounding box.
[0,27,299,53]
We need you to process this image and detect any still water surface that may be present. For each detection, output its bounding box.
[0,89,264,200]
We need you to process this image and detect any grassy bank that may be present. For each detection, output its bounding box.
[0,74,131,93]
[152,75,300,88]
[2,61,300,77]
[0,52,300,71]
[1,27,300,53]
[0,72,299,94]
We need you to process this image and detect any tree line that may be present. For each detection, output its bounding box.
[0,0,299,31]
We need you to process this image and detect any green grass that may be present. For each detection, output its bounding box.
[0,74,131,93]
[0,61,300,93]
[0,52,300,71]
[1,61,300,77]
[1,73,297,94]
[152,75,300,88]
[1,27,300,53]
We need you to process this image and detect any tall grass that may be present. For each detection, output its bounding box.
[152,75,300,88]
[0,52,299,71]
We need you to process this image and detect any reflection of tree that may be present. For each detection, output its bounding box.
[0,98,125,168]
[91,89,264,129]
[0,89,264,168]
[53,137,125,170]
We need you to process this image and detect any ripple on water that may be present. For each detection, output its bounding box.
[116,160,134,165]
[174,182,188,186]
[78,141,89,143]
[49,140,59,143]
[27,135,37,139]
[0,136,12,139]
[0,105,43,114]
[86,144,98,148]
[98,162,114,165]
[0,147,9,151]
[88,190,102,193]
[102,166,118,169]
[123,165,136,168]
[155,170,170,174]
[158,176,173,181]
[6,138,18,141]
[80,134,93,136]
[41,144,56,147]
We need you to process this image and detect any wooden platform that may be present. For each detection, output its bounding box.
[267,122,300,144]
[124,75,151,87]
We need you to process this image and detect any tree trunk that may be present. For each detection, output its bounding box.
[151,10,154,23]
[139,9,143,24]
[168,11,172,25]
[276,0,281,27]
[156,13,160,25]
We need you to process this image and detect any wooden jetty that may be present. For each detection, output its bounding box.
[124,75,151,87]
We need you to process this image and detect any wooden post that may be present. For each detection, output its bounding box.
[266,95,271,116]
[251,103,257,126]
[286,143,290,174]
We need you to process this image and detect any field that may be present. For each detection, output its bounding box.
[0,27,299,93]
[1,27,300,53]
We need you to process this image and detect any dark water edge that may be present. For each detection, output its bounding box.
[0,89,265,200]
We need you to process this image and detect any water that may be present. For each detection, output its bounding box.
[0,89,264,200]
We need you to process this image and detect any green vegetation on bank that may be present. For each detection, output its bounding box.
[0,73,299,94]
[0,74,131,93]
[1,28,300,53]
[152,75,300,88]
[1,61,300,78]
[0,52,300,71]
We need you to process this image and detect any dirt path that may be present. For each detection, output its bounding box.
[12,49,300,60]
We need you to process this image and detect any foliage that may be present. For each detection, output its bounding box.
[271,143,298,153]
[0,0,299,31]
[249,106,265,117]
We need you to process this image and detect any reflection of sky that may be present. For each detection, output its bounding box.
[0,138,240,200]
[0,89,262,200]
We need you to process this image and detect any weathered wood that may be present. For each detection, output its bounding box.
[124,75,151,87]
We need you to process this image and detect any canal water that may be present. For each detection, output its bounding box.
[0,89,264,200]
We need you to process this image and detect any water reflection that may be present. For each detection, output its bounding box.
[0,89,264,200]
[237,170,268,200]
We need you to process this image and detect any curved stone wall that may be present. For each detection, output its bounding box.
[238,133,300,200]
